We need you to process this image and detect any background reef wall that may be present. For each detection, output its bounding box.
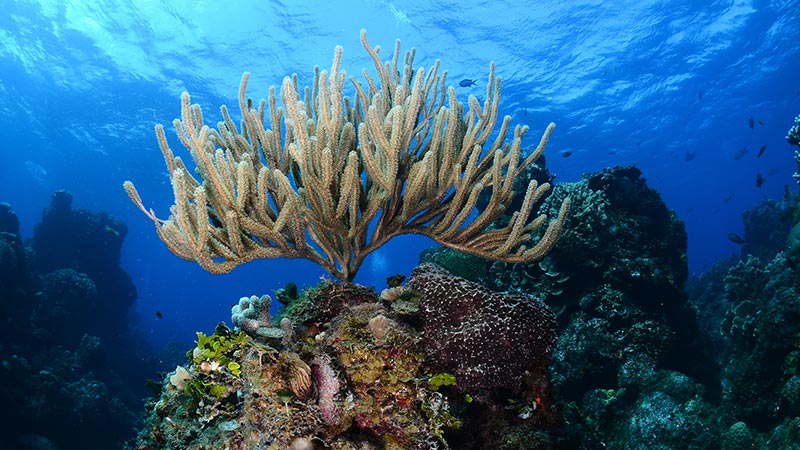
[0,192,172,450]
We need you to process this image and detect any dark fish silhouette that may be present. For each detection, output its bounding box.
[758,120,764,126]
[727,233,745,244]
[155,311,163,319]
[757,144,767,158]
[697,90,703,100]
[684,151,696,162]
[756,173,764,188]
[561,151,572,158]
[459,79,476,87]
[733,147,747,160]
[748,116,755,129]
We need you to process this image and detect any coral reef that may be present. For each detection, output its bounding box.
[136,287,444,448]
[0,201,20,234]
[685,256,738,350]
[740,199,792,260]
[687,194,800,449]
[538,165,688,298]
[719,253,800,430]
[0,211,30,311]
[0,195,166,450]
[135,272,561,449]
[532,166,723,448]
[787,113,800,184]
[130,161,800,449]
[32,190,137,340]
[432,166,689,322]
[423,164,722,448]
[788,114,800,147]
[31,268,98,347]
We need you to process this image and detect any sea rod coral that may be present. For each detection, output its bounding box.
[123,30,569,281]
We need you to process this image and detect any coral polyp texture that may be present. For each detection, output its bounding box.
[407,262,557,392]
[123,29,569,281]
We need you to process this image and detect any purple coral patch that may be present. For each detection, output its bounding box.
[312,353,341,425]
[407,263,557,391]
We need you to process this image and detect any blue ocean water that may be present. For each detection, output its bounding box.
[0,0,798,348]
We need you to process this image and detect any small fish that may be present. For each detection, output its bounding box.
[458,79,476,87]
[105,225,120,237]
[697,90,703,100]
[756,173,764,188]
[684,151,696,162]
[727,233,745,245]
[733,147,747,160]
[758,120,764,126]
[561,151,572,158]
[155,311,163,319]
[636,140,642,146]
[748,116,755,129]
[757,144,767,157]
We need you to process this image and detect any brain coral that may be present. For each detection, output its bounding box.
[407,263,557,392]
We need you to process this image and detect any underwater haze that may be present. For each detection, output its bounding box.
[1,0,798,349]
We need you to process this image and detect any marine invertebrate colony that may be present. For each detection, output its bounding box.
[124,30,568,281]
[407,263,557,392]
